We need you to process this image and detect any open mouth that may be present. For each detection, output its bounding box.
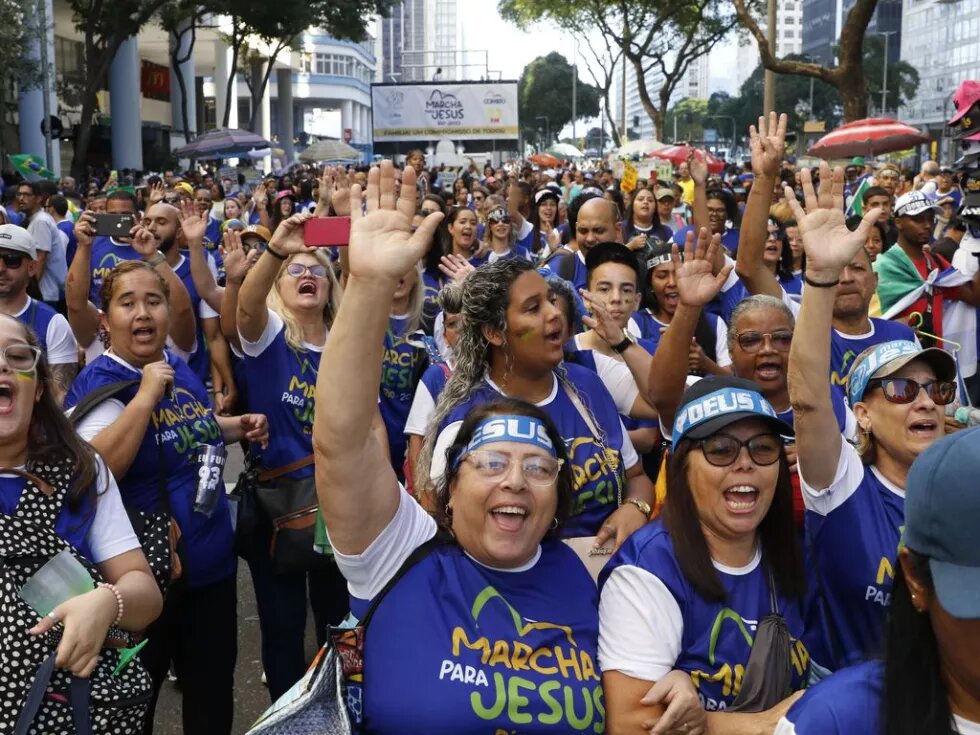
[909,419,938,436]
[0,384,12,414]
[755,361,783,381]
[298,281,317,296]
[490,505,528,532]
[544,325,564,346]
[133,326,156,342]
[723,485,759,513]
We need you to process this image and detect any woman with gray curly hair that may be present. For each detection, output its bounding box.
[417,256,655,554]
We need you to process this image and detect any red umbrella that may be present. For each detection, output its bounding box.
[649,145,725,174]
[806,117,931,159]
[529,153,561,168]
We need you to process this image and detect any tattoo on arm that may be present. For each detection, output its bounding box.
[50,362,79,404]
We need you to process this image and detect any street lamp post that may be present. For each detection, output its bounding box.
[876,31,897,115]
[536,116,550,147]
[705,115,738,153]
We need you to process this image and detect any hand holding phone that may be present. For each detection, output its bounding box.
[93,213,137,238]
[303,216,351,247]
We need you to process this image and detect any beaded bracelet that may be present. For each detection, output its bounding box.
[98,582,124,625]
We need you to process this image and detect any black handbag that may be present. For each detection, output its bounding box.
[729,567,797,712]
[253,455,332,575]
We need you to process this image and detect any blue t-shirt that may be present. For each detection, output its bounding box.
[16,298,60,356]
[469,244,532,268]
[673,226,740,254]
[600,520,810,711]
[564,346,658,434]
[0,474,95,562]
[239,321,319,478]
[65,351,235,588]
[829,318,917,387]
[58,220,79,267]
[171,253,216,388]
[88,237,142,307]
[780,272,803,297]
[381,316,427,479]
[363,541,603,734]
[438,364,630,537]
[203,217,221,250]
[804,457,903,669]
[542,250,588,291]
[780,661,883,734]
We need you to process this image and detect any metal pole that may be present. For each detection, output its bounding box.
[763,0,777,115]
[38,0,52,168]
[673,114,677,144]
[571,38,577,145]
[808,77,814,117]
[881,34,889,115]
[620,49,627,141]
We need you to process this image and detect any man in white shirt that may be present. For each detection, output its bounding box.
[15,181,68,312]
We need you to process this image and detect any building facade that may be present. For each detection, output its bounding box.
[375,0,462,83]
[735,0,805,90]
[899,0,980,160]
[801,0,901,68]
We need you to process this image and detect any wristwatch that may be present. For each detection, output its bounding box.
[611,328,635,354]
[144,252,165,267]
[624,497,652,517]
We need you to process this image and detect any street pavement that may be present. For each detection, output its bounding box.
[153,444,319,734]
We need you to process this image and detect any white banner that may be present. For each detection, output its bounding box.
[371,82,519,142]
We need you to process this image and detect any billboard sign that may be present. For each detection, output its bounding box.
[371,82,519,142]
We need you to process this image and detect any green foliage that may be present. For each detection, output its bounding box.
[519,52,600,146]
[664,98,710,142]
[860,34,919,113]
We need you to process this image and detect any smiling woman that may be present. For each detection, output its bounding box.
[314,161,605,733]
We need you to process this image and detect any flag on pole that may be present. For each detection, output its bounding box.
[845,177,871,217]
[8,154,57,182]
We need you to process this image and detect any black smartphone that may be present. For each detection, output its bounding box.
[93,213,137,238]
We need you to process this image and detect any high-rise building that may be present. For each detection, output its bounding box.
[612,59,664,142]
[801,0,901,68]
[375,0,462,83]
[900,0,980,157]
[734,0,805,90]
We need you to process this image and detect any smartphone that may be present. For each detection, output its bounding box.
[93,213,136,238]
[303,216,351,247]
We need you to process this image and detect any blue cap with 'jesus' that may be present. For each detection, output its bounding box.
[671,377,794,446]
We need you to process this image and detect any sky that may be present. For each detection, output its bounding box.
[472,3,743,138]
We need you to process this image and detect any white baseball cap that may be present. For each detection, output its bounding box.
[894,190,943,218]
[0,225,37,259]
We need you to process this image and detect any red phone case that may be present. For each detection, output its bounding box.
[303,216,351,247]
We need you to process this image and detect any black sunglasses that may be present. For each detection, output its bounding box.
[698,432,782,467]
[0,253,26,269]
[866,378,957,406]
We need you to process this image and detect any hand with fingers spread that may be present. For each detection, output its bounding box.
[750,112,788,179]
[438,253,475,283]
[784,162,882,283]
[224,230,259,286]
[687,150,708,186]
[321,166,352,216]
[580,288,627,346]
[347,161,444,284]
[177,200,207,246]
[252,186,267,209]
[674,228,733,307]
[148,180,166,205]
[268,212,314,257]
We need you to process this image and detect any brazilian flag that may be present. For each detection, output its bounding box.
[8,154,57,182]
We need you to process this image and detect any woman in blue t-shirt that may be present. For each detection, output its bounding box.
[312,162,675,733]
[599,376,809,729]
[776,428,980,735]
[235,210,356,700]
[787,162,958,672]
[0,312,161,731]
[67,259,269,734]
[417,255,656,553]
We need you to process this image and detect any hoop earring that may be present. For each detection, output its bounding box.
[551,517,559,530]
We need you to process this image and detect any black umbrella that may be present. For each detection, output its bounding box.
[173,128,272,158]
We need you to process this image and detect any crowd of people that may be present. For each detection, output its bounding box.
[1,106,979,735]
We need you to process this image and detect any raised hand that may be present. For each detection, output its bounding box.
[224,230,259,286]
[347,161,443,284]
[784,162,881,281]
[688,150,708,186]
[750,112,788,179]
[252,186,267,208]
[129,225,159,258]
[148,181,166,205]
[268,212,313,256]
[329,166,352,216]
[674,228,733,307]
[177,200,207,245]
[580,288,626,346]
[74,211,97,249]
[438,253,475,282]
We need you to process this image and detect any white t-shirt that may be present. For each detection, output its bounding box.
[239,309,325,357]
[27,212,68,302]
[13,297,78,365]
[5,456,140,564]
[598,545,762,681]
[571,335,640,415]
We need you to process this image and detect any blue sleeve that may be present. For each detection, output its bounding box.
[672,226,693,246]
[719,279,750,323]
[831,385,848,432]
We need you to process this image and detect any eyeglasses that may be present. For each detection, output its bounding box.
[285,262,329,279]
[0,253,26,269]
[735,330,793,353]
[462,449,564,486]
[698,432,782,467]
[243,239,267,253]
[489,216,511,225]
[0,343,42,372]
[866,378,957,405]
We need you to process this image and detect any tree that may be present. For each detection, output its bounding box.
[0,0,43,162]
[664,98,709,143]
[732,0,880,121]
[518,52,600,147]
[66,0,170,178]
[861,34,919,115]
[159,1,212,141]
[501,0,746,141]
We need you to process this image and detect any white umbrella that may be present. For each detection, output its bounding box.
[545,143,585,159]
[299,139,360,162]
[614,139,666,158]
